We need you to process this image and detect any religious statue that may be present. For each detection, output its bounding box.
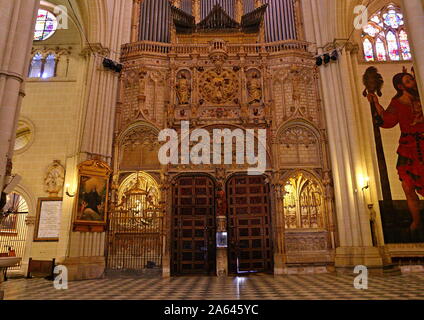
[176,73,191,105]
[247,71,262,104]
[44,160,65,196]
[366,67,424,234]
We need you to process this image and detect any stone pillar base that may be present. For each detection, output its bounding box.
[59,256,105,281]
[216,248,228,276]
[334,246,396,274]
[162,255,171,278]
[273,253,285,275]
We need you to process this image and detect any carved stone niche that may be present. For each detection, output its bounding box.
[176,69,191,105]
[44,160,65,197]
[199,68,239,105]
[119,126,161,171]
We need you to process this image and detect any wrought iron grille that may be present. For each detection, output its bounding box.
[0,193,29,271]
[106,180,164,272]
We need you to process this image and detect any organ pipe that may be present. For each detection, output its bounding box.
[138,0,297,43]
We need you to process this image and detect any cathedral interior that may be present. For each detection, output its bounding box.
[1,0,424,301]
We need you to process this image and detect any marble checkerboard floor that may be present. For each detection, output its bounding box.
[1,273,424,300]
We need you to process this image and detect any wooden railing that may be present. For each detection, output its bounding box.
[121,39,310,59]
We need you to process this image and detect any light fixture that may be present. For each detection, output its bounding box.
[323,53,331,64]
[65,184,76,197]
[360,176,370,191]
[103,58,123,73]
[331,50,339,61]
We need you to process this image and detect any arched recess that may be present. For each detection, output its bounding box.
[0,188,32,273]
[106,171,163,273]
[278,170,335,264]
[116,122,162,171]
[117,171,161,205]
[276,121,322,168]
[281,170,327,230]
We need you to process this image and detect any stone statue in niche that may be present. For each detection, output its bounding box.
[44,160,65,196]
[176,71,191,105]
[247,70,262,104]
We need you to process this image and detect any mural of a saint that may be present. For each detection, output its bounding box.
[367,71,423,232]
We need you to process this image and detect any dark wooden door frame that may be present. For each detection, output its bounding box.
[226,174,274,274]
[171,174,216,275]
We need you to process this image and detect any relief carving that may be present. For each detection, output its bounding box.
[44,160,65,196]
[199,69,238,105]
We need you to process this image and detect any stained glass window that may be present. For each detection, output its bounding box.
[28,53,43,78]
[43,54,57,78]
[34,9,58,41]
[361,4,412,62]
[386,31,400,60]
[363,38,374,61]
[376,38,387,61]
[399,30,412,60]
[28,53,57,79]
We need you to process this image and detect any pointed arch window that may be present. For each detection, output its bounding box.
[28,53,57,79]
[361,4,412,62]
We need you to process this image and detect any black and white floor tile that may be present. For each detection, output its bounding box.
[1,273,424,300]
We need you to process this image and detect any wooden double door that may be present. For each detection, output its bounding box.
[172,174,273,275]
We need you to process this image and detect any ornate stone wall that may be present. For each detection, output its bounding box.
[115,36,336,273]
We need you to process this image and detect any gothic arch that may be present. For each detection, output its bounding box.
[116,122,162,171]
[279,170,327,230]
[276,121,322,168]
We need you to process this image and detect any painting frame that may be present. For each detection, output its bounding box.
[73,159,112,232]
[34,197,63,242]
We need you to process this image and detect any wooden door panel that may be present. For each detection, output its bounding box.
[227,175,273,273]
[172,176,216,275]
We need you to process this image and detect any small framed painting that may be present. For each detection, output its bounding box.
[73,159,112,232]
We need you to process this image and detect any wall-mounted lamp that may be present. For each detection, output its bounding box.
[65,184,76,197]
[361,176,370,191]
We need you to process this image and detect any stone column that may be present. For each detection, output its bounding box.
[193,0,201,23]
[56,0,133,281]
[0,0,40,192]
[305,0,386,271]
[401,0,424,99]
[216,215,228,276]
[271,173,286,275]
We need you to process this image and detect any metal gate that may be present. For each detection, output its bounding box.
[0,193,29,271]
[106,180,163,273]
[227,175,273,274]
[172,176,216,275]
